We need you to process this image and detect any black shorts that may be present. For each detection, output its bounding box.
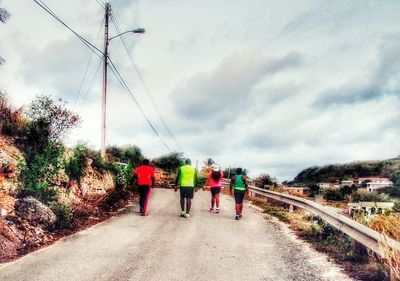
[180,187,194,199]
[234,190,245,204]
[210,187,221,196]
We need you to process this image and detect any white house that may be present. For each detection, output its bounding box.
[358,177,393,192]
[341,180,353,187]
[317,182,340,189]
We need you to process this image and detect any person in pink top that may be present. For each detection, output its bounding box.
[208,165,224,213]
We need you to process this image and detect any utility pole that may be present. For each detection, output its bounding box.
[101,2,110,158]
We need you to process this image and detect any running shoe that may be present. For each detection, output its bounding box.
[180,211,186,217]
[209,207,214,212]
[235,215,240,220]
[185,213,190,218]
[216,208,220,213]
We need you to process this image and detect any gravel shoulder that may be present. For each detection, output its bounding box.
[0,188,354,281]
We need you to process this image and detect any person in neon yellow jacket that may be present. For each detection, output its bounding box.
[174,159,198,218]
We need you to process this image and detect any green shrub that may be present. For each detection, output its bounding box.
[50,202,72,229]
[263,206,290,222]
[18,182,58,204]
[380,186,400,197]
[18,143,65,203]
[65,144,91,180]
[352,189,391,202]
[107,145,143,167]
[323,188,344,201]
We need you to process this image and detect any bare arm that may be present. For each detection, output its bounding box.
[230,175,236,194]
[243,176,249,194]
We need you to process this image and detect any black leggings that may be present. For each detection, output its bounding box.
[138,185,150,212]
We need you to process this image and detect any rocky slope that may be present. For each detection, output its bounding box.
[0,134,130,262]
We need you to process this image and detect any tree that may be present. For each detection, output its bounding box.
[0,4,11,65]
[107,145,143,167]
[24,95,80,155]
[152,152,185,172]
[308,184,320,196]
[223,167,248,178]
[391,170,400,187]
[255,173,275,188]
[323,189,344,201]
[340,185,353,196]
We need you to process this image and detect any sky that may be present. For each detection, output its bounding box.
[0,0,399,181]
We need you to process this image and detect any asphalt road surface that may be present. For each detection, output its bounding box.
[0,188,354,281]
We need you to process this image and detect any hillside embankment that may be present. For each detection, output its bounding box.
[290,159,400,186]
[0,135,134,262]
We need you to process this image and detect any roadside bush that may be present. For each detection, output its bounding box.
[352,189,391,202]
[263,206,290,222]
[108,162,133,189]
[18,182,58,204]
[369,214,400,241]
[107,145,143,167]
[65,144,91,181]
[18,143,65,204]
[50,202,72,229]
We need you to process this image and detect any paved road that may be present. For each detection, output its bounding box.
[0,189,353,281]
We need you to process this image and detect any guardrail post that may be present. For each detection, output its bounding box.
[289,204,294,213]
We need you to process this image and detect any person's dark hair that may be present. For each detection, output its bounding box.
[185,158,191,165]
[142,159,150,165]
[211,170,221,181]
[236,167,243,175]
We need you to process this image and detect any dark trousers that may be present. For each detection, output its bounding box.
[138,185,151,213]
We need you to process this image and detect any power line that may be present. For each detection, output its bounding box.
[95,0,105,9]
[107,57,172,152]
[33,0,104,59]
[33,0,173,153]
[74,15,105,106]
[83,58,102,102]
[109,9,185,153]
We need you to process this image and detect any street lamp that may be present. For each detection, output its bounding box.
[100,2,145,158]
[108,28,146,41]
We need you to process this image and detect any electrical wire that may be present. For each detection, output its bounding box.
[33,0,173,153]
[95,0,105,9]
[110,9,185,153]
[107,57,172,152]
[83,58,102,102]
[33,0,104,59]
[74,15,105,106]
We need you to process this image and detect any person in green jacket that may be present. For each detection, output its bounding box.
[174,159,198,218]
[229,167,248,220]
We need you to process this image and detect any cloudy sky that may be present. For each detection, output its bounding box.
[1,0,399,181]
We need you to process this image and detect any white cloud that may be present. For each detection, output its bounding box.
[1,0,400,181]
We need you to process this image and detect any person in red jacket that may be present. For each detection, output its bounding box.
[134,159,155,216]
[208,165,224,213]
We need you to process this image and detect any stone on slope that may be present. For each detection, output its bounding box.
[14,197,56,228]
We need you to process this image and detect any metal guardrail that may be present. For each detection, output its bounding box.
[221,179,400,257]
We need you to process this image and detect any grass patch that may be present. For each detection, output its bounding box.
[252,199,387,280]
